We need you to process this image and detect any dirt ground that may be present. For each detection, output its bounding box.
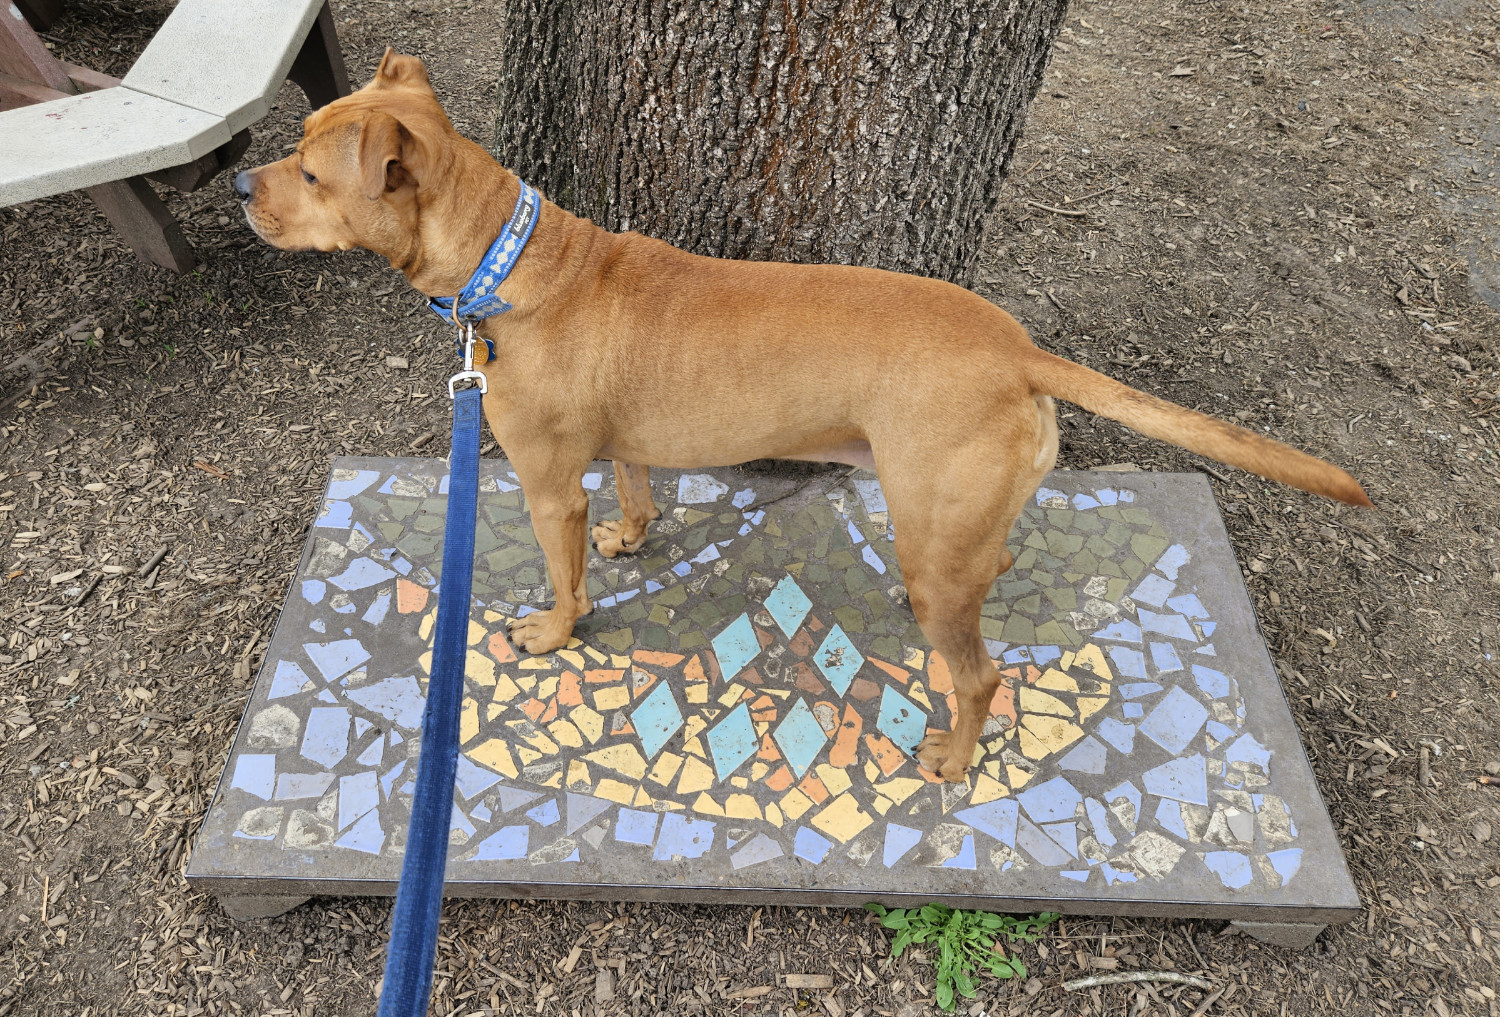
[2,0,1499,1014]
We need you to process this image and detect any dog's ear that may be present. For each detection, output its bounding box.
[358,112,419,200]
[372,47,432,91]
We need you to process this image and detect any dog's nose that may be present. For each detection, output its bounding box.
[233,171,254,203]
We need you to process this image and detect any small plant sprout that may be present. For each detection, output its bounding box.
[865,903,1059,1012]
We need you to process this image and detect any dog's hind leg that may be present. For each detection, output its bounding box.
[592,461,660,557]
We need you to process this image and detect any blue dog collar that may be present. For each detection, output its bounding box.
[428,179,541,358]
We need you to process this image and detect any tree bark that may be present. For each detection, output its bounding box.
[492,0,1068,287]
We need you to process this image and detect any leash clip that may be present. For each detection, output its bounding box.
[448,321,487,398]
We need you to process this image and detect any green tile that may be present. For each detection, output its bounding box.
[388,497,419,520]
[682,508,712,525]
[1122,507,1153,525]
[397,533,438,559]
[474,521,500,554]
[678,630,706,650]
[620,601,649,624]
[1085,535,1115,560]
[641,556,670,572]
[689,601,723,628]
[1096,559,1124,579]
[587,576,605,597]
[1097,505,1122,522]
[683,525,710,550]
[1130,533,1169,567]
[1000,578,1035,599]
[1072,549,1099,574]
[1121,556,1146,580]
[1107,577,1129,602]
[803,563,831,585]
[514,567,542,586]
[1045,509,1075,529]
[647,604,673,625]
[845,569,874,596]
[355,495,383,517]
[871,634,900,660]
[1012,546,1039,571]
[741,540,766,567]
[639,625,670,650]
[657,585,688,607]
[499,524,539,547]
[1031,570,1055,587]
[1074,512,1102,533]
[1046,530,1085,557]
[1023,530,1049,551]
[1014,594,1041,615]
[1104,522,1132,547]
[378,521,404,542]
[1034,619,1077,646]
[834,605,866,633]
[1044,586,1077,611]
[598,628,635,651]
[828,551,857,570]
[863,590,889,620]
[1000,614,1036,643]
[720,594,747,617]
[980,617,1007,640]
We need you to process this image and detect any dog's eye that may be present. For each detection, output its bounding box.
[301,167,317,185]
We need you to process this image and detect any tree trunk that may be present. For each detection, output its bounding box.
[492,0,1068,287]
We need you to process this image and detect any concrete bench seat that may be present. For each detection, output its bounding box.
[0,87,231,207]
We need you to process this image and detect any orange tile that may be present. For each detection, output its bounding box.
[794,662,825,694]
[521,698,546,722]
[750,695,775,712]
[850,678,880,701]
[396,579,428,614]
[538,697,558,724]
[864,733,907,777]
[829,704,863,768]
[633,649,685,667]
[558,671,584,708]
[990,680,1017,725]
[585,668,625,683]
[757,733,782,762]
[806,615,825,632]
[788,629,814,657]
[1023,665,1042,685]
[927,652,954,695]
[684,655,708,683]
[797,771,830,804]
[740,666,764,686]
[754,626,774,650]
[630,667,658,700]
[869,658,910,684]
[764,765,794,792]
[487,631,517,664]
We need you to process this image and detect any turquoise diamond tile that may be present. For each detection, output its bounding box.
[813,623,863,695]
[763,574,812,638]
[771,698,828,778]
[711,613,761,681]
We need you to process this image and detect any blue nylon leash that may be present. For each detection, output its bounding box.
[378,179,538,1017]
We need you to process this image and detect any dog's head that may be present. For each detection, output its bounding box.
[234,49,456,262]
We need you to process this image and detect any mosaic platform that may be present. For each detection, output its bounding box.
[188,459,1360,926]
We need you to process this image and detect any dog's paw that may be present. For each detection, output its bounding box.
[507,609,575,655]
[591,519,646,558]
[916,731,973,784]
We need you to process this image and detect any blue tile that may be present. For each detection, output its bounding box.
[1138,686,1208,754]
[846,519,865,545]
[1085,799,1116,849]
[1202,850,1253,889]
[1224,734,1272,773]
[230,754,275,800]
[1101,864,1137,885]
[1032,645,1063,667]
[1072,492,1100,511]
[327,469,381,500]
[1095,619,1141,643]
[732,488,756,508]
[499,786,543,813]
[1095,718,1135,754]
[876,686,927,755]
[711,613,761,681]
[672,561,692,577]
[1138,609,1196,642]
[1155,544,1191,579]
[303,638,371,682]
[302,579,326,604]
[362,591,391,626]
[794,827,832,864]
[449,804,475,840]
[1120,683,1162,699]
[1155,799,1189,839]
[275,771,333,800]
[813,625,864,696]
[1017,776,1082,824]
[1202,621,1216,637]
[1149,641,1183,674]
[1122,702,1143,719]
[1192,664,1232,699]
[1057,736,1107,774]
[300,708,349,768]
[772,698,829,779]
[954,799,1018,847]
[1060,870,1091,883]
[353,718,372,738]
[1166,593,1208,618]
[1040,822,1078,859]
[345,675,426,730]
[581,472,602,490]
[631,681,684,760]
[338,771,379,831]
[883,824,923,867]
[472,825,529,861]
[763,575,812,638]
[380,761,405,799]
[653,813,715,861]
[315,500,352,528]
[691,543,721,564]
[268,660,311,700]
[730,833,784,870]
[706,703,759,782]
[1034,486,1067,506]
[316,689,338,704]
[471,802,492,823]
[854,477,887,514]
[1206,721,1236,743]
[1131,573,1174,608]
[565,793,613,834]
[1015,816,1073,866]
[1143,754,1208,806]
[328,557,397,592]
[1107,646,1147,679]
[1195,644,1217,656]
[335,810,385,854]
[1104,780,1141,818]
[941,834,977,869]
[861,544,888,574]
[1267,848,1303,884]
[454,755,502,799]
[678,474,729,504]
[614,808,659,845]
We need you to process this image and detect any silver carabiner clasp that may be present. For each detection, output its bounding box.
[449,322,488,397]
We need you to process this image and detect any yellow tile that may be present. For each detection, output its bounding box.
[506,721,559,755]
[683,716,708,741]
[585,743,647,781]
[632,786,655,808]
[764,688,791,700]
[972,742,985,766]
[537,674,560,700]
[686,684,708,705]
[1018,727,1048,760]
[492,674,522,703]
[565,759,591,791]
[420,609,436,641]
[517,675,537,693]
[970,773,1009,805]
[764,802,784,828]
[583,644,606,664]
[675,755,716,796]
[593,685,629,712]
[907,681,932,711]
[486,704,504,722]
[692,792,725,816]
[539,769,562,788]
[1077,696,1109,722]
[548,720,584,749]
[874,776,925,806]
[520,657,556,670]
[864,760,881,783]
[810,793,874,844]
[1036,668,1079,693]
[611,654,632,669]
[725,794,761,820]
[780,789,815,821]
[467,738,517,778]
[1071,644,1113,682]
[873,796,893,816]
[718,683,746,708]
[1007,764,1034,789]
[468,619,486,647]
[566,637,582,649]
[682,736,706,759]
[984,759,1004,780]
[750,762,770,781]
[418,650,432,675]
[816,764,852,797]
[517,745,542,765]
[647,751,684,788]
[465,650,496,687]
[730,776,749,790]
[460,698,480,745]
[484,609,509,625]
[1019,687,1073,718]
[595,779,636,805]
[570,704,604,744]
[902,647,925,669]
[1023,714,1084,755]
[1058,650,1076,670]
[753,721,770,737]
[557,648,586,669]
[657,800,684,812]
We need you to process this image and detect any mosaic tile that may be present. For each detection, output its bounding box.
[193,463,1358,929]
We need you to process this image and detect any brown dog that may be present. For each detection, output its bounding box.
[236,50,1371,783]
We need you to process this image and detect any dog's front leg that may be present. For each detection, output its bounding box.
[508,469,592,655]
[591,461,660,557]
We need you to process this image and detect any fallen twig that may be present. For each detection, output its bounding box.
[1062,971,1214,992]
[1026,199,1089,217]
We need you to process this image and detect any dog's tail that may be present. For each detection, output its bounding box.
[1023,348,1373,507]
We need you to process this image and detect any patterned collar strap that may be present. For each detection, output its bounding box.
[428,179,541,355]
